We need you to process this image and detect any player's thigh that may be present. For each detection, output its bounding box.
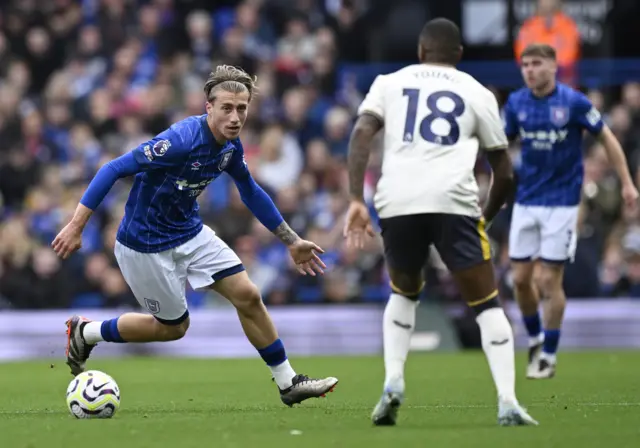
[539,206,579,263]
[379,215,432,297]
[178,225,246,290]
[114,241,189,325]
[431,214,498,308]
[176,226,255,307]
[538,261,565,294]
[508,204,541,262]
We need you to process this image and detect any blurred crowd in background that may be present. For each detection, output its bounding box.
[1,0,640,311]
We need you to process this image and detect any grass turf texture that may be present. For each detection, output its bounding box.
[1,352,639,448]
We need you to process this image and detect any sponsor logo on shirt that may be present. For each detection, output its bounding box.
[143,145,154,162]
[175,178,214,197]
[519,128,568,150]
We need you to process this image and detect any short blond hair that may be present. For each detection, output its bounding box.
[204,65,257,102]
[521,43,557,61]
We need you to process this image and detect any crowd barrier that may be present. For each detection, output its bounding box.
[0,300,639,361]
[339,58,640,91]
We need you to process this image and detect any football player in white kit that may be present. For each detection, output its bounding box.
[344,18,537,427]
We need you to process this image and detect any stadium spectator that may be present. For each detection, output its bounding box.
[515,0,580,85]
[0,0,638,310]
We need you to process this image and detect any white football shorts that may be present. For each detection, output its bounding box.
[508,204,579,263]
[114,225,244,324]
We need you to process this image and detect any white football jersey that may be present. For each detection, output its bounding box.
[358,63,507,219]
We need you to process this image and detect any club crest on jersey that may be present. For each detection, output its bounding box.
[144,298,160,314]
[218,151,233,170]
[152,139,171,157]
[518,111,527,122]
[550,107,570,127]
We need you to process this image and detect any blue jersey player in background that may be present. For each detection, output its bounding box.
[503,44,638,379]
[52,65,338,406]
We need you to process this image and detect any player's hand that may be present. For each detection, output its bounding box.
[344,200,375,249]
[288,239,326,276]
[622,182,639,208]
[52,222,83,260]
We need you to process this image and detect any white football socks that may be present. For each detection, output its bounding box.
[383,293,419,391]
[476,307,517,403]
[82,321,105,345]
[270,360,296,390]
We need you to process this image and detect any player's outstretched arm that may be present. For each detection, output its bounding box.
[575,93,639,206]
[483,150,515,224]
[344,114,382,248]
[272,221,326,276]
[226,152,325,276]
[52,152,142,259]
[347,114,382,201]
[475,88,515,224]
[598,125,639,206]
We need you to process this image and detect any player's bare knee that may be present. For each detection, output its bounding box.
[467,290,502,316]
[165,324,188,341]
[511,263,534,291]
[156,317,190,341]
[230,282,263,314]
[538,264,564,298]
[450,261,502,316]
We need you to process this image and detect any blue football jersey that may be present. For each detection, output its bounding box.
[116,115,249,253]
[503,83,604,206]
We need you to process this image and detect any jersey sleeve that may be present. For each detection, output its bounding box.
[357,75,386,122]
[475,89,509,150]
[130,128,190,171]
[501,95,519,140]
[224,139,284,231]
[573,93,604,135]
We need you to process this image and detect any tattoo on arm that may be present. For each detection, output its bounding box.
[348,114,383,201]
[273,222,300,246]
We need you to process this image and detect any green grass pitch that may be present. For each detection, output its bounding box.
[1,351,639,447]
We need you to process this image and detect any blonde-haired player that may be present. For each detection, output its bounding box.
[54,65,338,406]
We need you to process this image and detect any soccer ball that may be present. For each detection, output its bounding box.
[66,370,121,419]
